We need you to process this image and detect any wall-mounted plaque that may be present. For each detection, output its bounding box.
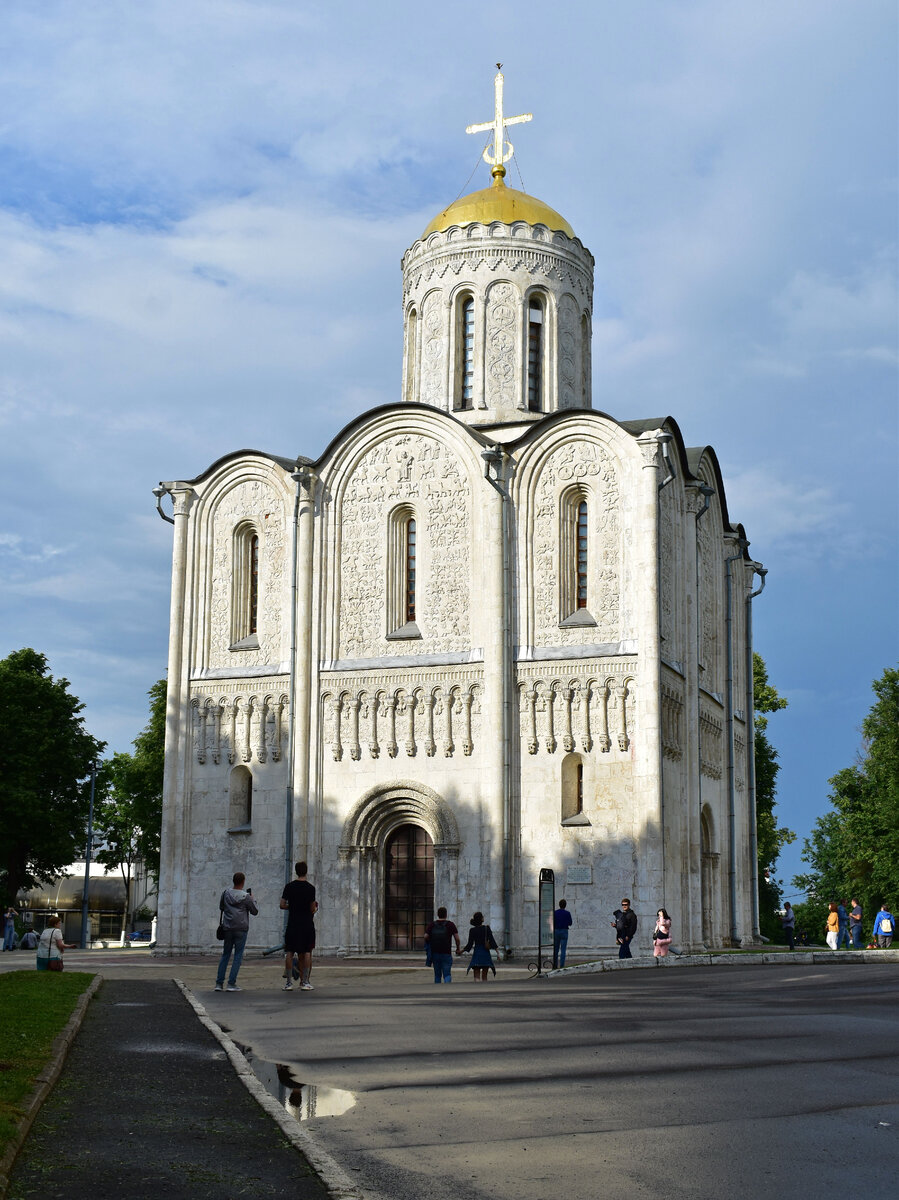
[566,866,592,885]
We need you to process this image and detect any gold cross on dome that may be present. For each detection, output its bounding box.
[465,65,532,174]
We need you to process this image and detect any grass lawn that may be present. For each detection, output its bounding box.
[0,970,95,1158]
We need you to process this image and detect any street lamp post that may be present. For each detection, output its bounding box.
[79,764,97,950]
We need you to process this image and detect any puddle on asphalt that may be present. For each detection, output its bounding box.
[234,1041,356,1122]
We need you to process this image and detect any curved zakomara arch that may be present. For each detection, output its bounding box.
[186,456,293,669]
[340,780,461,852]
[510,413,639,648]
[315,406,487,662]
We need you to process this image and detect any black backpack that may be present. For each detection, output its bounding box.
[429,921,449,952]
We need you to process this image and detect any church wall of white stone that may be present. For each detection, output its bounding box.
[155,166,763,958]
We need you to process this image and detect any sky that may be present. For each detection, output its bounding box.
[1,0,896,895]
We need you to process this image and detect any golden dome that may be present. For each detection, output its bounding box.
[422,171,574,239]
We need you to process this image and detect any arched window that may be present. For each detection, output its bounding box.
[405,518,416,623]
[527,296,544,412]
[560,491,596,626]
[228,765,252,832]
[231,525,261,649]
[387,507,421,639]
[576,501,588,609]
[561,753,589,824]
[456,295,475,411]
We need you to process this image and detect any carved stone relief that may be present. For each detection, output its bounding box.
[558,294,580,409]
[420,291,445,410]
[661,684,684,761]
[339,433,470,660]
[699,705,724,780]
[531,440,620,647]
[190,687,288,766]
[517,662,636,756]
[485,281,517,410]
[208,480,284,669]
[322,671,482,762]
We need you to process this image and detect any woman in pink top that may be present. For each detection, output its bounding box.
[653,909,673,957]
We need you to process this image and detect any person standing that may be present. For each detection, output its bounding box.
[825,902,840,950]
[849,898,864,949]
[611,899,637,959]
[214,872,258,993]
[425,906,461,983]
[3,907,16,951]
[781,902,796,951]
[552,899,573,969]
[653,909,673,958]
[462,912,498,981]
[836,899,850,949]
[280,861,317,992]
[872,905,894,949]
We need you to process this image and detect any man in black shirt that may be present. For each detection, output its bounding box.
[611,898,637,959]
[424,906,461,983]
[280,861,317,991]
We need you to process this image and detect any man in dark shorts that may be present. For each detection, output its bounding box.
[280,861,317,991]
[424,906,461,983]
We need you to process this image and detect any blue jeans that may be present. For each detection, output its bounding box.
[837,925,850,949]
[2,924,15,951]
[553,930,569,968]
[431,952,453,982]
[850,923,864,949]
[618,938,632,959]
[216,929,248,987]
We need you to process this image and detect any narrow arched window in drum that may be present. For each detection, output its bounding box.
[405,518,417,623]
[576,501,588,609]
[527,296,544,411]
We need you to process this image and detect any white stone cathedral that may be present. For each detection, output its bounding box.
[155,74,765,958]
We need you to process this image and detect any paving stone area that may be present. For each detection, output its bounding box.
[6,977,330,1200]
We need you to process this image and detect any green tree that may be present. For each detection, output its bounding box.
[753,653,795,941]
[794,666,899,933]
[0,648,104,904]
[94,680,166,914]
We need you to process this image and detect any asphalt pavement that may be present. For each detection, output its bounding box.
[3,952,898,1200]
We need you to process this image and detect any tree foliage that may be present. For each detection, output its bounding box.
[95,679,166,894]
[793,666,899,938]
[753,653,795,941]
[0,648,104,904]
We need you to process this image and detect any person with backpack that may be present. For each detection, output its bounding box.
[425,906,461,983]
[872,905,894,949]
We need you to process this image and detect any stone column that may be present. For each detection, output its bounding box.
[635,434,665,941]
[683,484,706,950]
[481,449,510,950]
[157,484,195,954]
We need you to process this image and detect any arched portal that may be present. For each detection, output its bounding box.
[384,824,434,950]
[700,806,720,947]
[338,782,460,955]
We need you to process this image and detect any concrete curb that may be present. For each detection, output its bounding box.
[175,979,378,1200]
[0,972,103,1199]
[542,948,899,978]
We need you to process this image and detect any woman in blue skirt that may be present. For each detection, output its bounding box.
[462,912,497,982]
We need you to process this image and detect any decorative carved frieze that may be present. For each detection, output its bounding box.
[661,684,684,761]
[700,706,724,780]
[517,661,636,756]
[190,687,288,766]
[321,669,482,763]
